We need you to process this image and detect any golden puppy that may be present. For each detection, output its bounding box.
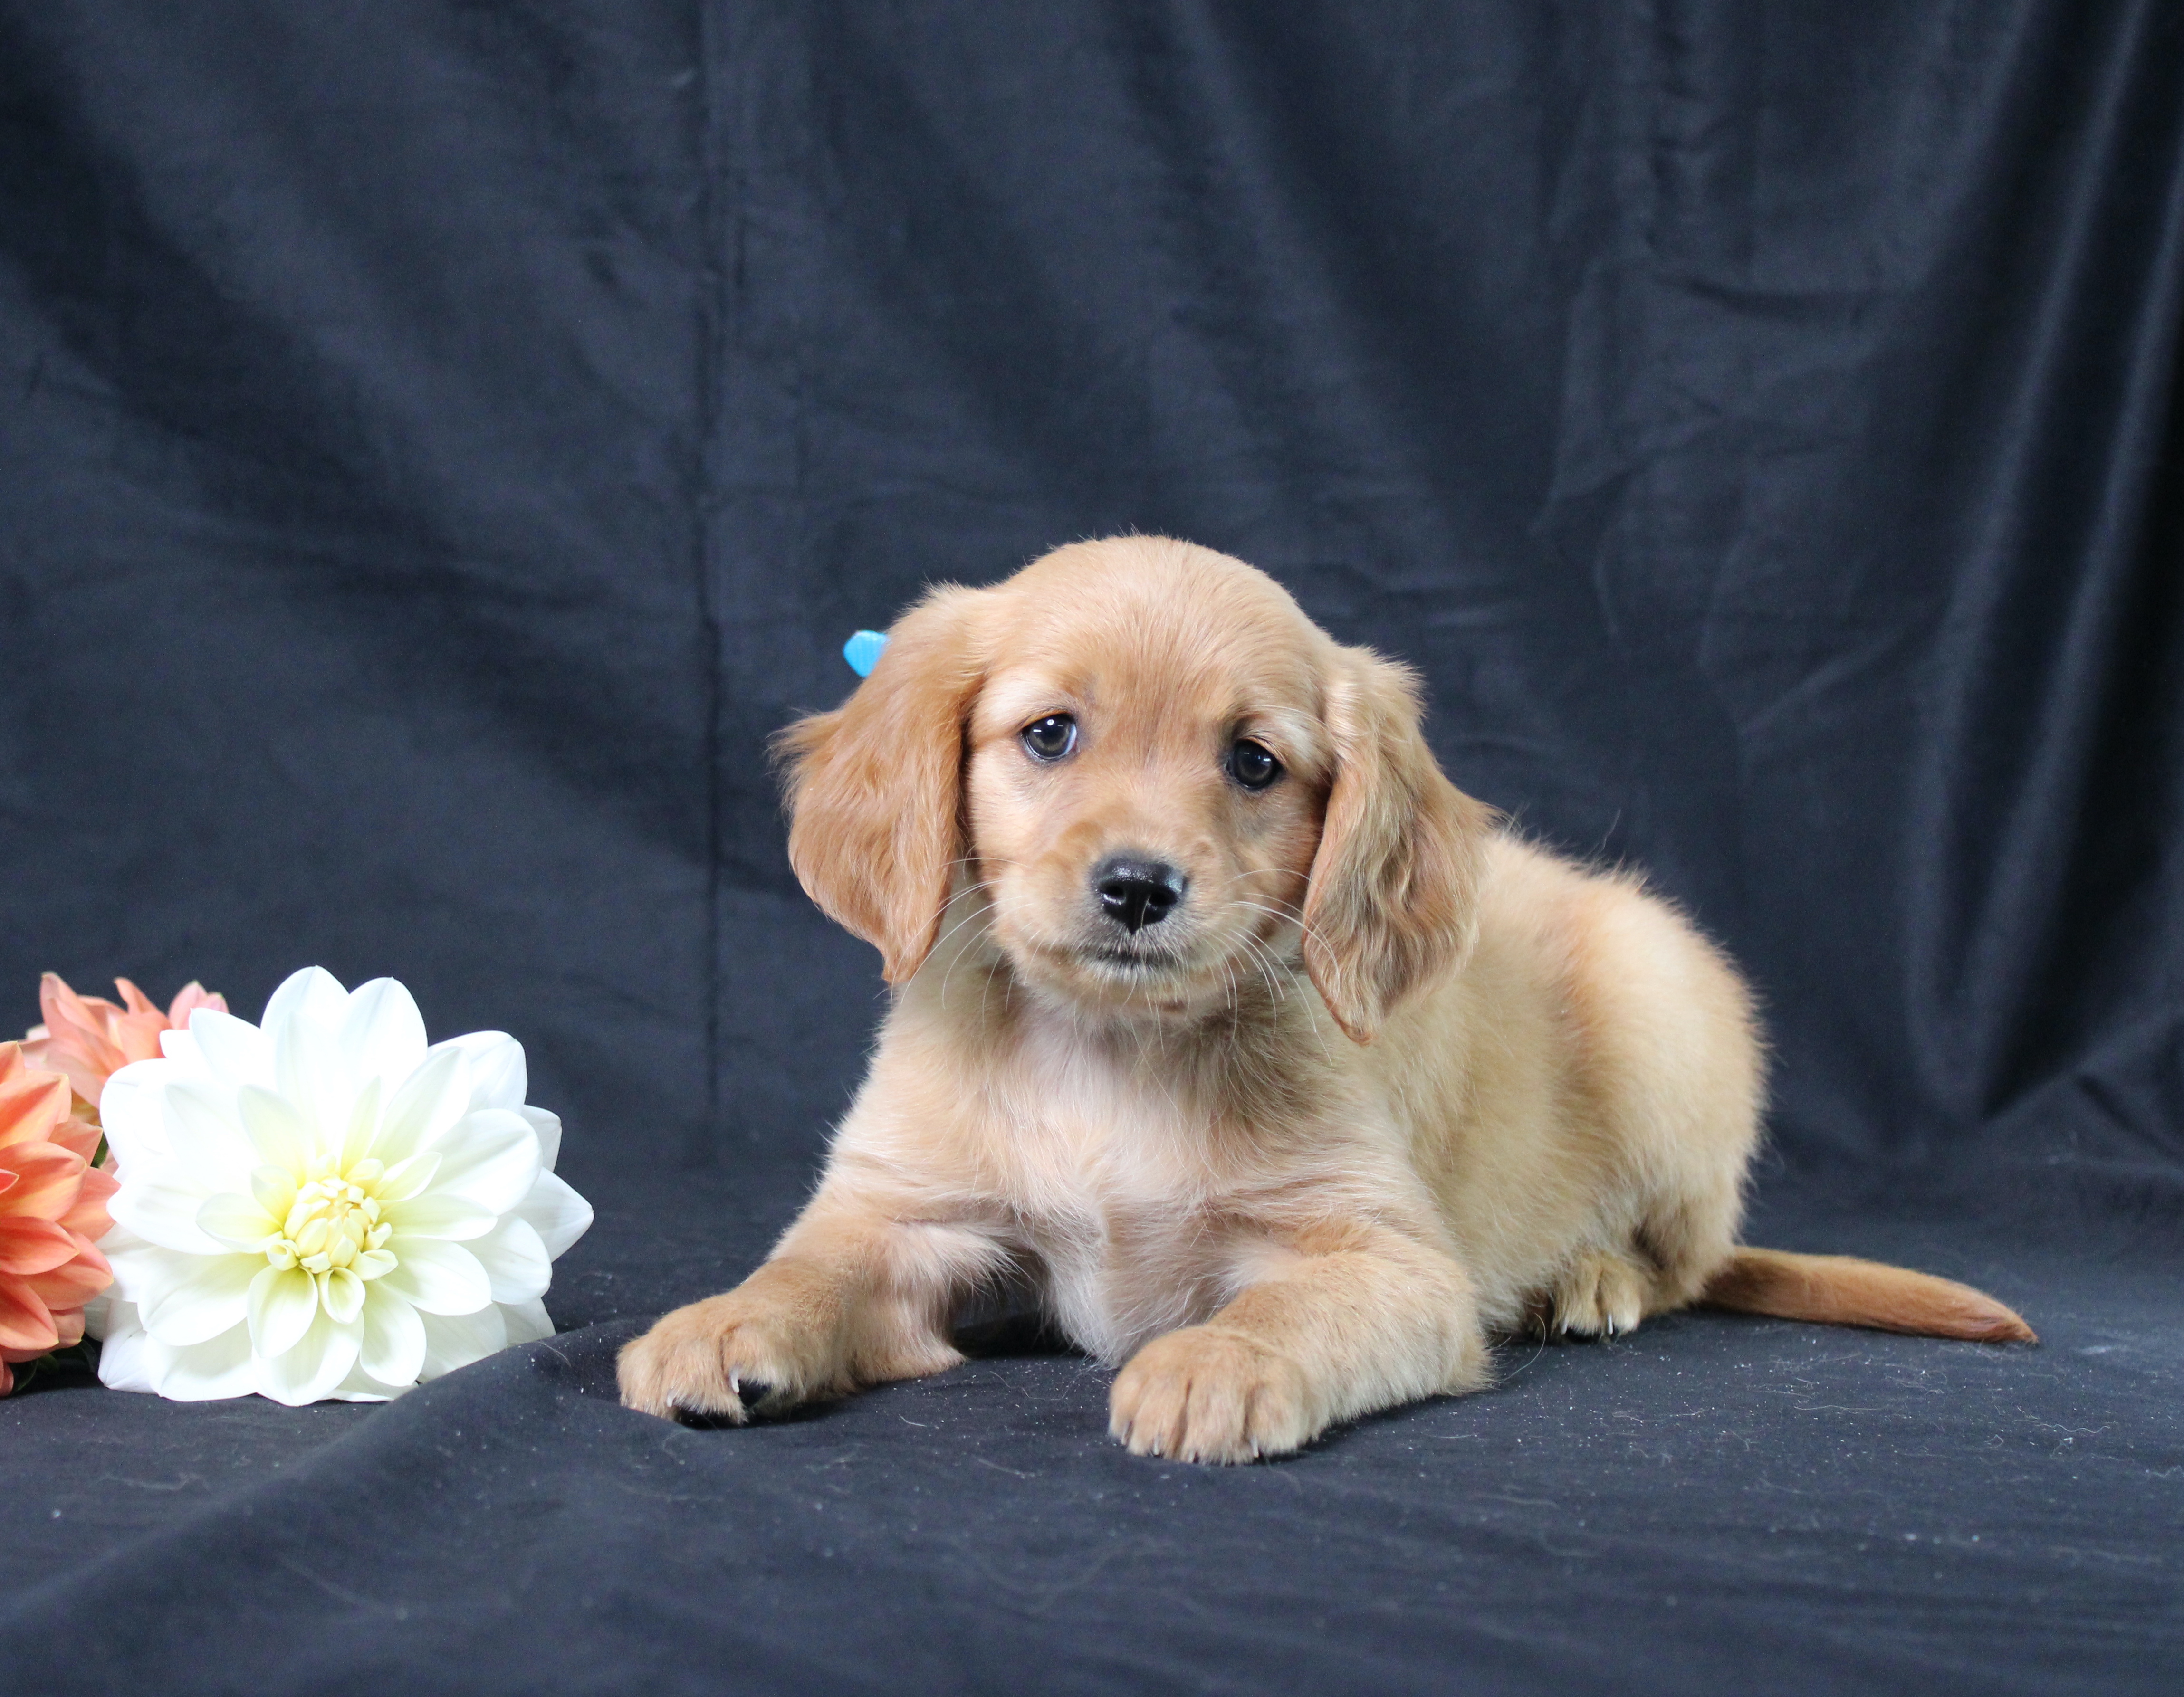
[620,536,2031,1461]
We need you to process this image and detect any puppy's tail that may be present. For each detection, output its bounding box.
[1701,1248,2036,1343]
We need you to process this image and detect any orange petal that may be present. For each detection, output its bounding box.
[115,978,160,1019]
[0,1143,86,1218]
[47,1039,121,1109]
[170,982,228,1023]
[58,1165,117,1237]
[20,1246,110,1303]
[112,1011,169,1067]
[50,1306,86,1349]
[58,1200,112,1241]
[17,1036,108,1115]
[38,977,128,1088]
[0,1065,69,1153]
[0,1274,57,1353]
[38,974,100,1036]
[46,1112,101,1163]
[0,1216,79,1275]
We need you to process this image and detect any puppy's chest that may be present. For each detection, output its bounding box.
[981,1046,1246,1361]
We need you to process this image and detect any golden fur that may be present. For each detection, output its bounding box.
[619,536,2031,1461]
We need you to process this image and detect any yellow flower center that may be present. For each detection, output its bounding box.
[262,1157,396,1280]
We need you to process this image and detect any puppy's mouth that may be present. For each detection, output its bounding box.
[1080,944,1188,974]
[1017,928,1199,982]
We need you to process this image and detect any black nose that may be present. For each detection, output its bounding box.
[1093,857,1186,933]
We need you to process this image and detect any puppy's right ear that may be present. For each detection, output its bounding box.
[776,586,987,985]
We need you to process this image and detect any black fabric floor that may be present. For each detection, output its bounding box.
[3,3,2181,1692]
[4,1175,2179,1695]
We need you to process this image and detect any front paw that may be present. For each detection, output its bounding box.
[1109,1327,1319,1463]
[617,1288,837,1424]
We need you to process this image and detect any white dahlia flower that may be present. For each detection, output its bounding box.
[87,968,593,1405]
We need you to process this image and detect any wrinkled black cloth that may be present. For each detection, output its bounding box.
[0,3,2179,1692]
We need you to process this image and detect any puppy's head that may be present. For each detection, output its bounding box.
[780,538,1488,1042]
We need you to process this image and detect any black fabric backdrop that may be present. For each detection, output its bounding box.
[1,3,2180,1692]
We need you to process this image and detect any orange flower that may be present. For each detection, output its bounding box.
[24,973,228,1144]
[0,1042,116,1395]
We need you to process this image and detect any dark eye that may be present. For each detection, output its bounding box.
[1021,714,1077,761]
[1227,739,1281,791]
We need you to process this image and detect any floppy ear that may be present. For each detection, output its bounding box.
[776,586,987,985]
[1302,648,1492,1044]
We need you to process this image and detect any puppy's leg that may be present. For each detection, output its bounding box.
[618,1186,1000,1423]
[1108,1222,1486,1464]
[1547,1249,1649,1338]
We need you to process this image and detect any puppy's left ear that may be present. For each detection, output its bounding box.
[1303,648,1492,1044]
[776,586,987,985]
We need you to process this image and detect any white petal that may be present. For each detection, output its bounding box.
[427,1109,540,1213]
[195,1192,279,1252]
[376,1045,470,1162]
[359,1289,427,1387]
[448,1032,526,1113]
[163,1078,254,1174]
[248,1264,321,1359]
[271,1003,352,1144]
[338,1076,384,1171]
[185,1008,272,1091]
[93,1220,154,1259]
[324,1373,398,1403]
[518,1106,562,1173]
[378,1238,491,1316]
[254,1306,362,1406]
[93,1300,156,1392]
[143,1253,261,1345]
[341,979,429,1092]
[511,1170,593,1260]
[153,1025,232,1090]
[250,1165,299,1220]
[499,1297,554,1346]
[259,966,350,1036]
[105,1237,202,1304]
[469,1217,551,1304]
[111,1171,226,1255]
[418,1302,508,1379]
[380,1192,497,1241]
[375,1148,441,1204]
[321,1267,365,1325]
[145,1320,258,1401]
[236,1086,312,1173]
[324,1378,396,1403]
[98,1063,175,1166]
